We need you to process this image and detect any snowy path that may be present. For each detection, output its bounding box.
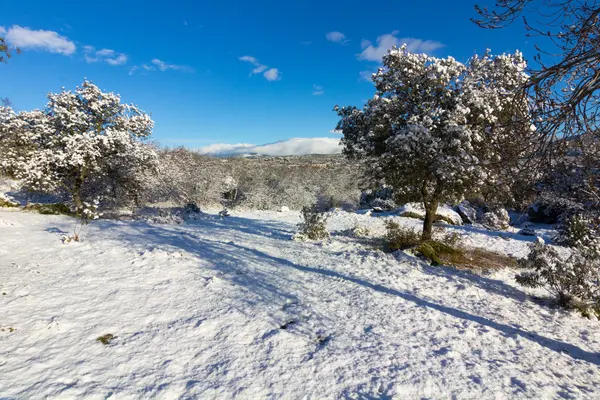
[1,209,600,399]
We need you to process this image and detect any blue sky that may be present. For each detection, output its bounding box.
[0,0,532,148]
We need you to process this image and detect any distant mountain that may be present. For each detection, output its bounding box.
[195,137,343,157]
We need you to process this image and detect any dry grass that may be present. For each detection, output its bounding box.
[438,247,517,271]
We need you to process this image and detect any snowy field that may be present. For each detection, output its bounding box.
[2,208,600,399]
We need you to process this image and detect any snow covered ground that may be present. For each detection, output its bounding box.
[1,208,600,399]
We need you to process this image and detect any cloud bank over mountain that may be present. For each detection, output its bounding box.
[196,137,342,156]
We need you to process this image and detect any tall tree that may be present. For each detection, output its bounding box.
[335,47,534,240]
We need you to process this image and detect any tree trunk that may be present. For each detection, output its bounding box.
[422,201,438,241]
[72,188,83,214]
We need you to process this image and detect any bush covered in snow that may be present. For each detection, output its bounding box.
[516,241,600,308]
[481,206,510,230]
[384,220,420,251]
[554,213,600,252]
[335,47,535,240]
[293,204,329,241]
[360,184,396,210]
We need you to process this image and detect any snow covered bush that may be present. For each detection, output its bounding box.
[0,81,158,213]
[335,47,535,240]
[384,221,420,252]
[554,213,600,254]
[481,206,510,230]
[360,185,396,210]
[516,241,600,308]
[293,204,329,241]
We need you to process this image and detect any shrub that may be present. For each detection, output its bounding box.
[23,203,72,215]
[554,213,600,253]
[96,334,115,345]
[360,184,395,209]
[294,204,329,240]
[384,220,420,252]
[183,202,201,214]
[436,229,463,248]
[0,196,18,208]
[516,242,600,308]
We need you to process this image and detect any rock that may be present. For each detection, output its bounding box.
[456,201,477,224]
[518,223,536,236]
[371,207,384,213]
[280,206,290,213]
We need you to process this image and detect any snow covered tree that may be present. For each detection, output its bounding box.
[0,80,158,211]
[335,46,534,240]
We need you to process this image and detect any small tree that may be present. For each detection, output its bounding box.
[517,241,600,308]
[294,204,329,240]
[0,80,158,212]
[335,46,534,240]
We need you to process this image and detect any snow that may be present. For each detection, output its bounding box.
[2,208,600,398]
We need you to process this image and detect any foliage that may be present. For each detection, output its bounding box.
[0,195,19,208]
[0,81,158,212]
[23,203,72,215]
[145,149,361,211]
[294,204,330,240]
[474,0,600,148]
[360,184,396,210]
[481,207,510,230]
[516,241,600,308]
[0,37,19,63]
[554,213,600,253]
[384,220,420,251]
[335,46,534,240]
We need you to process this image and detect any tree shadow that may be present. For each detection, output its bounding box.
[231,244,600,366]
[97,216,600,367]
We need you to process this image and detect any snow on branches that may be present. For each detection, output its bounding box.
[0,80,158,212]
[335,46,534,239]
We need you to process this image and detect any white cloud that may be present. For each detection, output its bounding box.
[239,56,280,82]
[84,46,128,66]
[106,53,127,66]
[239,55,258,64]
[263,68,280,81]
[3,25,76,55]
[128,66,138,76]
[329,129,342,134]
[196,138,342,157]
[312,84,324,95]
[358,31,444,61]
[0,26,7,35]
[151,58,194,72]
[326,31,347,43]
[96,48,115,57]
